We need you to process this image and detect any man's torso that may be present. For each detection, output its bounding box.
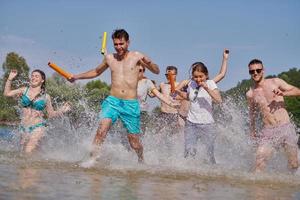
[248,78,290,127]
[160,82,180,114]
[106,51,142,99]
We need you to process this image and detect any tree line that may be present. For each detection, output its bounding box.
[0,52,299,128]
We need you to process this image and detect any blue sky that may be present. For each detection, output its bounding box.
[0,0,299,91]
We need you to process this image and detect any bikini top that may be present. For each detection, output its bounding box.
[20,87,47,111]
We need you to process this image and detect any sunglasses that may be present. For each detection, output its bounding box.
[165,73,176,76]
[249,68,263,75]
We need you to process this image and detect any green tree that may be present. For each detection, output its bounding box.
[84,80,110,111]
[0,52,30,122]
[85,79,110,92]
[2,52,30,89]
[278,68,300,125]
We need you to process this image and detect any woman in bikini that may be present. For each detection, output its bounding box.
[4,69,70,154]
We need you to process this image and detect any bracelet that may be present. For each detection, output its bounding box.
[7,79,13,81]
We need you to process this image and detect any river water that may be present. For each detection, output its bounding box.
[1,100,300,199]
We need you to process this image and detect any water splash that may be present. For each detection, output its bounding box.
[1,95,300,186]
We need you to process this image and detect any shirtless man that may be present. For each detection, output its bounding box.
[246,59,300,173]
[157,66,181,134]
[69,29,160,163]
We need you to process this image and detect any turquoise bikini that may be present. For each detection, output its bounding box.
[20,122,47,133]
[19,87,47,133]
[20,87,46,111]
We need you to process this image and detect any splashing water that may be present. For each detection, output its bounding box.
[1,95,300,189]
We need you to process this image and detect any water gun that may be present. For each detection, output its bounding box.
[48,62,72,80]
[167,71,176,94]
[101,32,107,55]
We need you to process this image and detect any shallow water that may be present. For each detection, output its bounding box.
[1,155,300,200]
[1,126,300,200]
[1,98,300,199]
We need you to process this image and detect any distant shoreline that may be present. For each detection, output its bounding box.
[0,120,19,126]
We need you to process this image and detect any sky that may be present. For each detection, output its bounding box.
[0,0,299,91]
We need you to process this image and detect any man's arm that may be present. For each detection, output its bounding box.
[274,78,300,97]
[175,79,189,91]
[70,59,109,82]
[175,89,188,100]
[138,54,160,74]
[213,49,229,83]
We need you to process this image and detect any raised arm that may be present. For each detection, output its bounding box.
[3,70,24,97]
[213,49,229,83]
[138,53,160,74]
[175,79,190,91]
[69,58,109,82]
[273,78,300,97]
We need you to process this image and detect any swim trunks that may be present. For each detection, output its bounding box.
[258,122,298,148]
[99,96,141,134]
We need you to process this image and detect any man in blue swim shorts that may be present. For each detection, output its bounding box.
[69,29,160,163]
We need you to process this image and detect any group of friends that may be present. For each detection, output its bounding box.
[3,29,300,173]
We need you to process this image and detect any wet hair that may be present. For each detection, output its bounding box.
[190,62,209,79]
[248,59,263,68]
[166,66,177,74]
[111,29,129,41]
[31,69,46,95]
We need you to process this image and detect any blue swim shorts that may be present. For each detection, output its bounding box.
[99,96,141,134]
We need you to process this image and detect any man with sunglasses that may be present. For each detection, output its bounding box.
[246,59,300,173]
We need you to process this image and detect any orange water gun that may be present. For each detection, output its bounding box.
[48,62,73,80]
[167,71,176,94]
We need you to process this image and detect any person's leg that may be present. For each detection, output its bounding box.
[202,124,217,164]
[24,127,45,154]
[282,123,299,172]
[20,133,29,152]
[177,114,186,134]
[140,111,149,135]
[184,121,198,158]
[119,98,142,162]
[170,114,181,135]
[284,144,298,172]
[91,118,112,157]
[253,144,274,173]
[127,134,144,163]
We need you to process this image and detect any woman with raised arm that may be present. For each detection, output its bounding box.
[176,49,229,123]
[4,69,70,154]
[176,62,224,163]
